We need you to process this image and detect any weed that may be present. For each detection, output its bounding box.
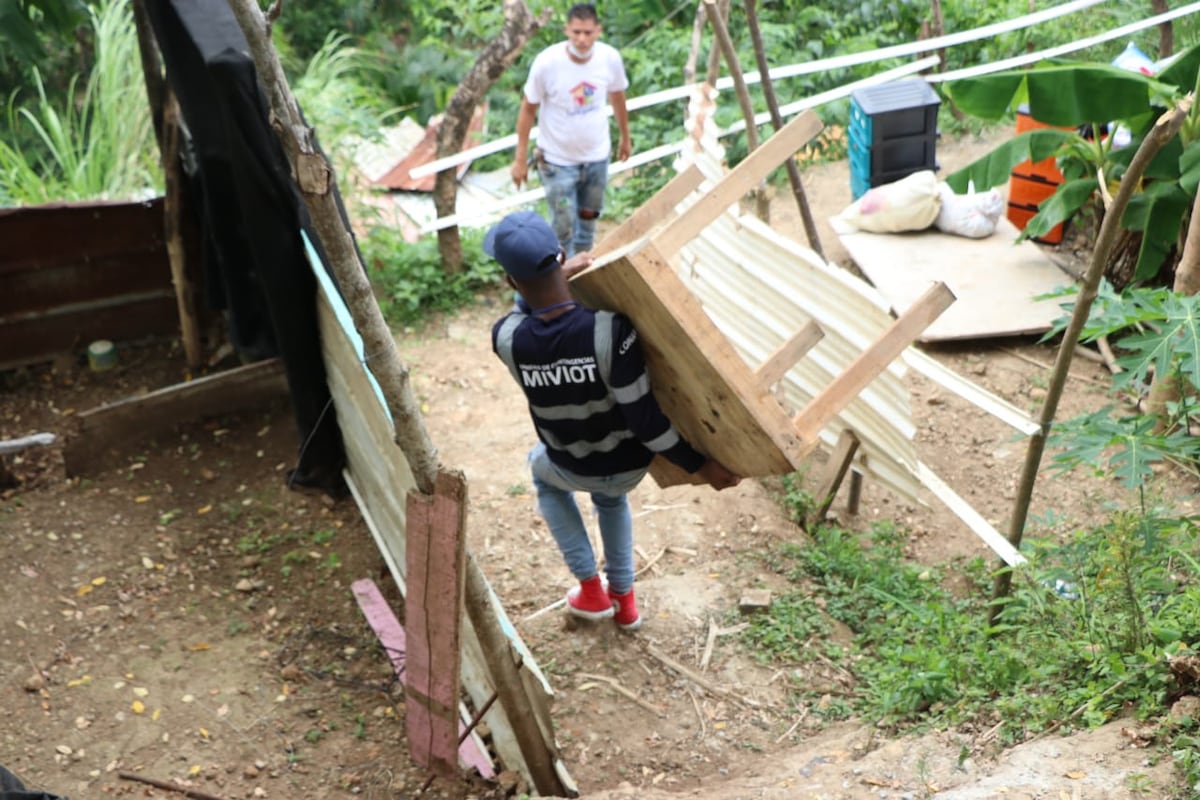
[237,530,280,555]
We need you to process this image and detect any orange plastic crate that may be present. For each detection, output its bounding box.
[1007,202,1064,244]
[1009,173,1059,208]
[1013,110,1069,184]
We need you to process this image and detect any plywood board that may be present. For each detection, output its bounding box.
[836,217,1075,342]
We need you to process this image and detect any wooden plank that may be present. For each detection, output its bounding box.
[793,282,955,445]
[351,578,494,778]
[63,358,287,476]
[572,241,808,486]
[836,218,1073,341]
[405,469,468,778]
[593,165,705,257]
[810,428,859,524]
[0,293,178,372]
[753,319,824,390]
[651,109,822,257]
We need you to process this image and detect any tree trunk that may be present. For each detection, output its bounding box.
[1151,0,1174,56]
[703,0,770,222]
[684,1,705,85]
[434,0,547,275]
[226,0,439,494]
[131,0,166,153]
[705,0,727,85]
[743,0,823,256]
[1146,181,1200,425]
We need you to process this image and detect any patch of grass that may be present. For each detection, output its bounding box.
[748,491,1199,753]
[237,530,280,555]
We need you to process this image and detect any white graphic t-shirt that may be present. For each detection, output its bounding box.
[523,41,629,166]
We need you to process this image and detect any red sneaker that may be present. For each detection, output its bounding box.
[608,586,642,631]
[566,576,615,621]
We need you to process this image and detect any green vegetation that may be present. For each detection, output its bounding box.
[754,285,1200,795]
[0,0,157,204]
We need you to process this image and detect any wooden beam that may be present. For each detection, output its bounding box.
[463,556,567,797]
[809,428,859,525]
[650,109,822,257]
[405,469,468,778]
[793,282,955,446]
[592,165,705,257]
[162,89,203,370]
[63,358,287,476]
[753,319,823,390]
[847,470,863,515]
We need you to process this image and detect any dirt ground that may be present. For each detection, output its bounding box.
[1,129,1194,800]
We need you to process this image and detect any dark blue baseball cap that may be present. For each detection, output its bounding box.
[483,211,562,280]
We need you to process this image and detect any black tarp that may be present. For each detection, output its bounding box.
[146,0,346,494]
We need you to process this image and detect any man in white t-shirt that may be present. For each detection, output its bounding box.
[510,3,631,256]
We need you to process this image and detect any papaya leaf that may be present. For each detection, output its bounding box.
[1112,293,1200,391]
[945,129,1076,192]
[1050,410,1187,489]
[1019,178,1096,242]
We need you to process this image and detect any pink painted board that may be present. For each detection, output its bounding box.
[351,577,493,778]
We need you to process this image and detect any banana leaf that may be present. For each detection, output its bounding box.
[1019,177,1097,242]
[945,63,1177,128]
[1122,181,1192,282]
[1180,140,1200,196]
[945,129,1076,192]
[1155,43,1200,94]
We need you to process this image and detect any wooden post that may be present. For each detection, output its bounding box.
[162,89,203,370]
[743,0,824,257]
[808,429,859,526]
[702,0,770,221]
[463,556,567,797]
[405,469,468,778]
[847,470,863,515]
[792,282,955,448]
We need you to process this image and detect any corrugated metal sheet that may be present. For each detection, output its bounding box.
[662,87,1034,541]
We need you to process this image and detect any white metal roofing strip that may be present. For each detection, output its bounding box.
[902,349,1042,437]
[916,462,1027,566]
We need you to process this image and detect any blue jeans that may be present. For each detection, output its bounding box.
[528,442,646,594]
[538,158,609,256]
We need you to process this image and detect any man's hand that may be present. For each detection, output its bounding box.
[697,458,740,491]
[616,136,632,162]
[511,158,529,189]
[562,251,595,280]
